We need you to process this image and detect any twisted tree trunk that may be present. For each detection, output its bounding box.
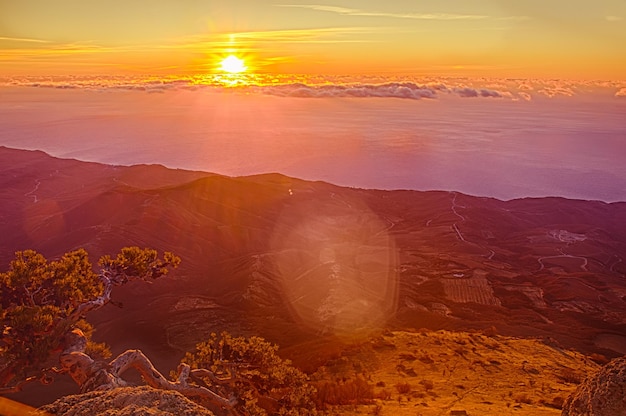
[57,329,238,414]
[1,250,240,415]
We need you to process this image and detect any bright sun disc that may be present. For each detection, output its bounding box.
[219,55,247,73]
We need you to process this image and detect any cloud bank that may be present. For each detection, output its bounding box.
[256,82,441,99]
[1,75,623,101]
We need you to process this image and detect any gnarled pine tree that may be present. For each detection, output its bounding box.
[182,332,316,415]
[0,247,316,416]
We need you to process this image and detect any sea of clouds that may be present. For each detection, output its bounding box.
[2,74,625,100]
[1,76,625,202]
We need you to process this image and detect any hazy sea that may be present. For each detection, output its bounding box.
[1,77,626,202]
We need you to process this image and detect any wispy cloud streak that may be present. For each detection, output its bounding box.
[276,4,487,20]
[0,36,51,44]
[233,26,378,41]
[173,27,381,48]
[276,4,528,21]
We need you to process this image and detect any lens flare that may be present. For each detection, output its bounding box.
[270,193,398,338]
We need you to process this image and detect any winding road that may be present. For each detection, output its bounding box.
[537,250,589,272]
[449,192,494,261]
[24,179,41,203]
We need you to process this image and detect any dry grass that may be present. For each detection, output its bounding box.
[314,329,599,416]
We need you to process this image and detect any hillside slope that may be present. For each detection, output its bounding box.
[1,146,625,407]
[315,329,601,416]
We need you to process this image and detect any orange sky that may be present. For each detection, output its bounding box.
[1,1,625,80]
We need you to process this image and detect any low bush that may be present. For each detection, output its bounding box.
[419,379,434,391]
[315,376,375,407]
[395,382,412,394]
[558,368,582,384]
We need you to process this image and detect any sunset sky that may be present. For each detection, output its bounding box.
[1,0,625,79]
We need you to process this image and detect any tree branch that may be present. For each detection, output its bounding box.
[67,274,113,322]
[110,350,237,411]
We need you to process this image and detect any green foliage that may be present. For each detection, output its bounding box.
[51,250,103,310]
[0,247,178,387]
[85,340,112,360]
[0,249,103,378]
[99,247,180,282]
[1,249,102,311]
[182,332,317,415]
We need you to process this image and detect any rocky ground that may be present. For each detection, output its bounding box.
[310,329,601,416]
[562,356,626,416]
[38,386,215,416]
[29,330,620,416]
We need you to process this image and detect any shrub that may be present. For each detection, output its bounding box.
[482,325,498,337]
[589,353,609,365]
[558,368,582,384]
[412,391,426,399]
[418,354,434,364]
[399,353,417,361]
[315,376,374,407]
[182,332,316,415]
[376,389,392,400]
[419,379,434,391]
[549,395,566,409]
[513,393,533,404]
[395,382,412,394]
[454,347,467,357]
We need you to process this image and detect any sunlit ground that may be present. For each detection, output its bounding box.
[0,397,43,416]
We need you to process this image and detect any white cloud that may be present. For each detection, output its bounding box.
[257,82,439,99]
[453,87,504,98]
[605,16,623,22]
[537,86,576,98]
[615,87,626,97]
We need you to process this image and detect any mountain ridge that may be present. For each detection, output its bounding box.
[1,146,625,408]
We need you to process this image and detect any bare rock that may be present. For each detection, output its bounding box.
[39,386,214,416]
[561,356,626,416]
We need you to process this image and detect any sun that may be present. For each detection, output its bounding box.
[219,55,247,73]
